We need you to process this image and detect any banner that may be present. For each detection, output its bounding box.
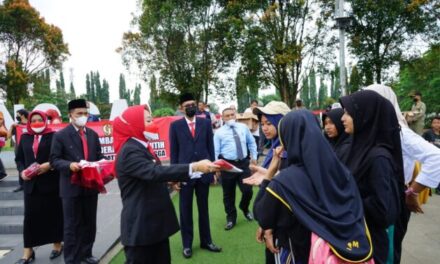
[16,116,184,161]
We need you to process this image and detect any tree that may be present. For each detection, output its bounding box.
[0,60,29,108]
[69,82,76,99]
[259,93,281,106]
[347,0,438,83]
[330,65,341,100]
[309,68,317,109]
[300,75,310,108]
[318,75,327,109]
[395,44,440,114]
[86,74,91,101]
[119,1,237,104]
[0,0,69,104]
[348,65,362,94]
[226,0,335,107]
[101,79,110,104]
[119,73,132,105]
[133,84,141,105]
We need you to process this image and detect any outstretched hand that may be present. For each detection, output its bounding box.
[243,165,268,186]
[192,159,220,174]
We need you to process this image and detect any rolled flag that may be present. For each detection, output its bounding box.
[214,159,243,173]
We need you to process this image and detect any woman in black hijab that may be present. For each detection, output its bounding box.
[340,90,405,264]
[322,108,351,163]
[253,110,372,264]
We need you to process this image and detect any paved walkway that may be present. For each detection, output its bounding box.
[0,169,122,264]
[401,193,440,263]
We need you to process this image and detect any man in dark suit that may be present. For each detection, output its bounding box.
[169,93,222,259]
[50,99,104,264]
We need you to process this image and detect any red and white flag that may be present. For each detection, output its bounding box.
[214,159,243,173]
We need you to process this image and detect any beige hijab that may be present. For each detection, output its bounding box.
[363,84,408,128]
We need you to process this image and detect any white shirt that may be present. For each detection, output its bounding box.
[401,127,440,187]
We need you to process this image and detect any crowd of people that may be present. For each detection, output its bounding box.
[0,84,439,264]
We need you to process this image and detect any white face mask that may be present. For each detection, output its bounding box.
[225,119,236,126]
[31,127,45,134]
[143,131,159,141]
[73,116,88,127]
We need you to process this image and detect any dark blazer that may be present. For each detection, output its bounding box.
[15,133,60,195]
[169,117,214,183]
[117,138,190,246]
[50,124,104,198]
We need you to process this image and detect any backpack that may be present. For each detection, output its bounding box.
[309,233,374,264]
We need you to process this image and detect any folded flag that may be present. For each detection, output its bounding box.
[22,162,40,179]
[214,159,243,173]
[71,159,115,193]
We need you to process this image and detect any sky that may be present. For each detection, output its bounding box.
[29,0,143,103]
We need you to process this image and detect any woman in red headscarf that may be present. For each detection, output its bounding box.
[45,109,62,124]
[14,110,63,264]
[114,104,218,264]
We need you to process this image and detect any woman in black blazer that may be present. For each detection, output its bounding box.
[113,105,218,264]
[15,110,63,264]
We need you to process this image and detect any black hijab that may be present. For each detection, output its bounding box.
[322,108,352,163]
[339,90,404,188]
[266,110,372,262]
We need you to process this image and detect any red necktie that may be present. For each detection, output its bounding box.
[32,135,40,158]
[79,128,89,160]
[189,122,195,138]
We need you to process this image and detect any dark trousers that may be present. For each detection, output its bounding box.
[0,149,6,178]
[124,239,171,264]
[62,195,98,264]
[179,179,212,249]
[220,159,253,223]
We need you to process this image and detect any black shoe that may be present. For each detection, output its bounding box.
[224,221,235,231]
[81,256,99,264]
[182,248,192,258]
[49,245,63,260]
[15,251,35,264]
[243,211,254,221]
[201,243,222,252]
[13,186,23,192]
[0,174,7,181]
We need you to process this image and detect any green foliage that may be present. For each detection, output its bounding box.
[318,74,327,109]
[347,0,438,83]
[259,93,281,107]
[0,0,69,106]
[348,65,362,94]
[119,0,238,104]
[330,65,341,100]
[395,44,440,114]
[226,0,335,107]
[133,83,141,105]
[69,82,76,99]
[152,107,175,117]
[0,59,28,107]
[300,75,310,108]
[119,73,132,105]
[309,69,317,109]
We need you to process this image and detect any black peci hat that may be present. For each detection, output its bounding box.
[68,99,87,111]
[179,93,195,105]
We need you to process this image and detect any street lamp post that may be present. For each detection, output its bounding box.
[335,0,351,96]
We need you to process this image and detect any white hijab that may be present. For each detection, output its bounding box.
[363,84,408,128]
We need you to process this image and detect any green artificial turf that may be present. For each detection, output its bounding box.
[110,185,264,263]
